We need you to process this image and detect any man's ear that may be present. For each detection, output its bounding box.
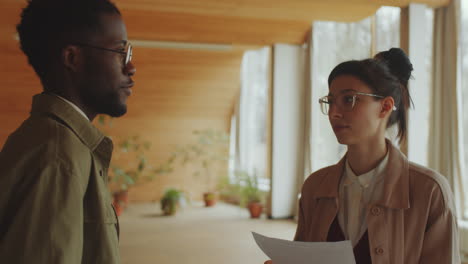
[380,96,395,117]
[62,45,82,72]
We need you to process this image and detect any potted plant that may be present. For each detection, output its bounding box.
[161,129,230,207]
[95,115,160,215]
[203,192,217,207]
[236,170,265,218]
[217,174,242,205]
[160,188,183,216]
[109,135,155,215]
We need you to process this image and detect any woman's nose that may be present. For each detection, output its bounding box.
[328,103,342,119]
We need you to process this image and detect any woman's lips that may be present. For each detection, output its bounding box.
[332,125,350,133]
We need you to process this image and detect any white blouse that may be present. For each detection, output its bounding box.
[338,151,389,247]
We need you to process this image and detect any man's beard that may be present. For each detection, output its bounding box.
[82,87,127,118]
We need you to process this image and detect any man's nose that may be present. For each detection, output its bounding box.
[125,61,136,76]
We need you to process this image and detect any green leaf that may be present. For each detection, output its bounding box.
[138,158,146,171]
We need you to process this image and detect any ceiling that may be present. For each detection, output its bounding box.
[1,0,450,46]
[117,0,449,45]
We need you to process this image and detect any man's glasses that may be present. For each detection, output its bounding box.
[318,92,396,115]
[74,42,132,66]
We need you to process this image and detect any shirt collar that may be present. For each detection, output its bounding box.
[54,94,89,121]
[343,149,390,188]
[314,139,410,209]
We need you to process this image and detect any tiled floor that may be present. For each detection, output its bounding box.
[119,202,297,264]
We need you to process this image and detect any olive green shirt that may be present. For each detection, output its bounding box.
[0,93,120,263]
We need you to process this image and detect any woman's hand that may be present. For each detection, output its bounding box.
[264,261,272,264]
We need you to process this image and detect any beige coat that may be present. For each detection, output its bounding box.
[0,94,119,264]
[295,141,460,263]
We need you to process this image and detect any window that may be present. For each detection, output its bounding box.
[237,47,270,183]
[309,16,375,173]
[375,6,401,52]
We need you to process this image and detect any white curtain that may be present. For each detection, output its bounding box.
[406,4,434,167]
[429,0,465,218]
[302,30,313,186]
[428,0,467,256]
[235,47,271,186]
[293,30,313,220]
[229,101,239,181]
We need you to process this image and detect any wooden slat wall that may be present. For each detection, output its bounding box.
[0,0,451,202]
[0,3,41,144]
[123,9,312,45]
[0,38,244,201]
[0,1,242,202]
[105,47,244,202]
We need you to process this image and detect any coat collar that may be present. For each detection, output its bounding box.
[30,93,107,152]
[314,139,410,209]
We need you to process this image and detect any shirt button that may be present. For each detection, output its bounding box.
[375,247,384,255]
[371,206,381,216]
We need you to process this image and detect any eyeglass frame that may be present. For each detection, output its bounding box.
[318,91,397,115]
[73,42,133,66]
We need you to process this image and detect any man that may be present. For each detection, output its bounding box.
[0,0,135,263]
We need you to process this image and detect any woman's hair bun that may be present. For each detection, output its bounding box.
[375,48,413,84]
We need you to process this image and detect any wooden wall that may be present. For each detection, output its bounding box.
[0,0,450,203]
[0,5,42,146]
[104,47,244,202]
[0,6,244,201]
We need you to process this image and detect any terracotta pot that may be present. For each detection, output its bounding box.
[248,202,263,218]
[113,190,129,216]
[203,192,217,207]
[112,200,124,216]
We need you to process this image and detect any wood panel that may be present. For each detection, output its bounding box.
[0,42,42,148]
[115,0,449,18]
[0,1,241,203]
[123,9,312,45]
[1,0,450,47]
[0,42,244,202]
[0,0,451,203]
[98,47,244,202]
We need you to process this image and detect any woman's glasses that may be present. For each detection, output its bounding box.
[318,92,396,115]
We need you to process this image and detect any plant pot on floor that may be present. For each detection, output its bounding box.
[161,188,183,216]
[112,190,129,216]
[203,192,217,207]
[248,202,263,218]
[161,198,178,215]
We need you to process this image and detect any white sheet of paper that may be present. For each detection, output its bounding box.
[252,232,356,264]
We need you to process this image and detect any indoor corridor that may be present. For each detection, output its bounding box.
[119,202,296,264]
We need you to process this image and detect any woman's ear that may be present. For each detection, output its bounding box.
[62,45,82,72]
[380,96,395,117]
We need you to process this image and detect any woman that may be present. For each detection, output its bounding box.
[266,48,459,263]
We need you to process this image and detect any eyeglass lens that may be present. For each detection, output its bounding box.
[320,94,356,115]
[125,44,132,66]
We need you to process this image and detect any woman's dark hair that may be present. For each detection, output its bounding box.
[327,48,414,143]
[16,0,121,82]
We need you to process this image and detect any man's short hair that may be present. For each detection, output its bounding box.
[17,0,121,82]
